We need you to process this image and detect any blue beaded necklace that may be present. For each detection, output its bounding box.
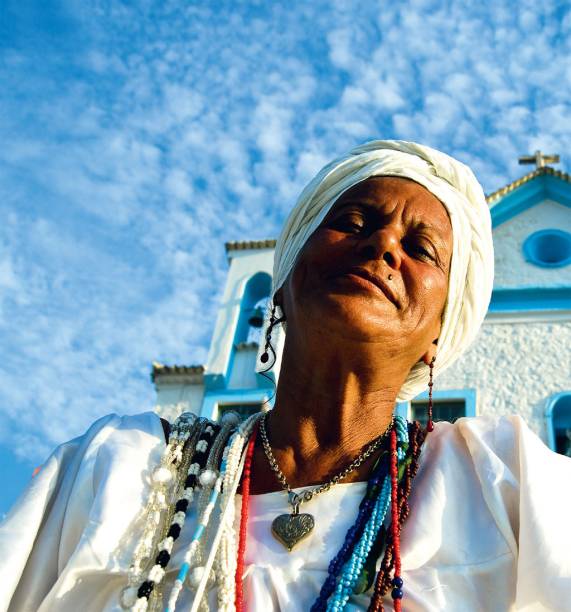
[311,416,410,611]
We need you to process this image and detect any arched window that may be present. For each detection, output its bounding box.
[233,272,272,346]
[545,392,571,456]
[228,272,272,390]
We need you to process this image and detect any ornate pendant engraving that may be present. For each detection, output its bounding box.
[271,513,315,551]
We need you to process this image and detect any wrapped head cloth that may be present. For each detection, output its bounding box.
[269,140,494,402]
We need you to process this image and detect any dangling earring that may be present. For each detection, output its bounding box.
[426,356,435,432]
[260,305,278,364]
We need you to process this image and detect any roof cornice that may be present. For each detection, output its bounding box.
[486,166,571,204]
[151,362,205,384]
[225,239,276,254]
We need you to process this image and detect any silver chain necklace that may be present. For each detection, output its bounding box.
[259,411,394,551]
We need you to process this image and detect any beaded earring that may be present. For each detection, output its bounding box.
[426,356,436,433]
[260,304,280,365]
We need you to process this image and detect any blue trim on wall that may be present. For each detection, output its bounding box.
[398,388,477,420]
[488,287,571,312]
[490,175,571,228]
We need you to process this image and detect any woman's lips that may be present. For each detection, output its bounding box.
[330,269,400,307]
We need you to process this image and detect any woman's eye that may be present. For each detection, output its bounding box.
[414,244,435,261]
[404,238,435,261]
[332,214,365,232]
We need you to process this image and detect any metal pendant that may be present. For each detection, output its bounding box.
[271,512,315,551]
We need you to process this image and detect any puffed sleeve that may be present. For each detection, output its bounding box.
[0,412,164,612]
[458,415,571,612]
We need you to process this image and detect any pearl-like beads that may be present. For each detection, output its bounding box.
[220,411,241,427]
[199,469,217,487]
[152,466,173,484]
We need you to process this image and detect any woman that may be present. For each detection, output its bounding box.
[1,141,569,612]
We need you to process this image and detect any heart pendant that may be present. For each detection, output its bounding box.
[271,513,315,551]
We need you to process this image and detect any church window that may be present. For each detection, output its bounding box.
[523,229,571,268]
[397,388,476,424]
[411,399,466,426]
[545,392,571,456]
[218,403,263,422]
[233,273,272,347]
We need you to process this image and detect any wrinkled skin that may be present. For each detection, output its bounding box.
[251,177,453,493]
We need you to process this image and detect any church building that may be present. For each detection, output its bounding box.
[152,154,571,456]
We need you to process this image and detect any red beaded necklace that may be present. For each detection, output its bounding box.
[235,424,258,612]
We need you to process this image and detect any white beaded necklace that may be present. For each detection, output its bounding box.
[119,410,263,612]
[120,413,198,609]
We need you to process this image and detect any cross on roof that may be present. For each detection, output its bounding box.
[518,150,560,170]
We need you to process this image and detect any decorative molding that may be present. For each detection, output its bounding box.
[225,239,276,255]
[151,362,205,384]
[484,310,571,324]
[486,166,571,204]
[488,287,571,313]
[489,173,571,228]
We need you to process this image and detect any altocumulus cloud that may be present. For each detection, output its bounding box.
[0,0,570,474]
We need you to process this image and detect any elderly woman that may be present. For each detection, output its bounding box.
[1,141,570,612]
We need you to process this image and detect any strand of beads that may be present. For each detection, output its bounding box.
[120,413,198,610]
[310,453,391,612]
[132,419,218,612]
[326,418,408,611]
[184,413,241,609]
[166,412,262,612]
[215,412,264,612]
[368,420,425,612]
[327,476,392,611]
[310,416,412,612]
[235,423,259,612]
[389,427,403,612]
[194,412,242,560]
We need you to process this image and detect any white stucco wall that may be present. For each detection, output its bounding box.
[154,382,205,421]
[433,317,571,443]
[492,199,571,288]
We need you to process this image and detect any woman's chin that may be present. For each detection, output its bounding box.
[308,293,395,340]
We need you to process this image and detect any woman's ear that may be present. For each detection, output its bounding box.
[421,338,438,365]
[273,288,286,318]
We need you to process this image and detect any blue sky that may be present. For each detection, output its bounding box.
[1,0,570,515]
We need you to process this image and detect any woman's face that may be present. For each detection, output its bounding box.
[278,176,453,364]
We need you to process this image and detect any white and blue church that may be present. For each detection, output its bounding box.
[152,156,571,456]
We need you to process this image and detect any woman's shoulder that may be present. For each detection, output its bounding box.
[430,413,550,461]
[56,410,165,454]
[29,411,166,489]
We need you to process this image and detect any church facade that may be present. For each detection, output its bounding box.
[152,165,571,456]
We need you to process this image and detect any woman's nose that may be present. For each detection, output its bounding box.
[358,227,403,270]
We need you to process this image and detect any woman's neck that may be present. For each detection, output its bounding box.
[249,332,409,494]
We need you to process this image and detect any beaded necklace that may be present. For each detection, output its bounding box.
[120,412,425,612]
[129,419,220,611]
[235,416,424,612]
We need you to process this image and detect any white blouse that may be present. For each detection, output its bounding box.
[1,412,570,611]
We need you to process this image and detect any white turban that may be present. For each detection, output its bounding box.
[268,140,494,402]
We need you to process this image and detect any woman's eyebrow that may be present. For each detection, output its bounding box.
[330,200,383,215]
